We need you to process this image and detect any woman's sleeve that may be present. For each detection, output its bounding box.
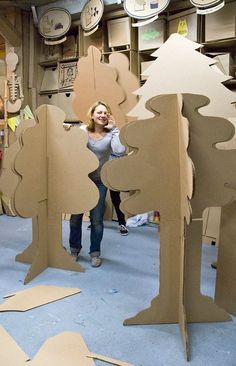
[110,127,126,155]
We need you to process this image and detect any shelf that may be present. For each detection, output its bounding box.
[39,57,78,67]
[203,38,236,51]
[223,79,236,90]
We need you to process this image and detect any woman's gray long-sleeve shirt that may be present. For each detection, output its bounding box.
[81,125,125,181]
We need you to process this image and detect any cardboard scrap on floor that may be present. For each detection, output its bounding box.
[0,325,29,365]
[87,352,134,366]
[0,285,81,312]
[26,332,133,366]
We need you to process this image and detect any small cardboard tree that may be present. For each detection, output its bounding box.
[73,46,126,127]
[14,104,99,284]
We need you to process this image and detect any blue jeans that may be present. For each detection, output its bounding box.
[69,180,107,255]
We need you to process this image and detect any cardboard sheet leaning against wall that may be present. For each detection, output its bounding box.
[13,104,99,284]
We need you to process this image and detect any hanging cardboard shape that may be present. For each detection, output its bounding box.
[0,285,81,312]
[215,202,236,315]
[73,46,126,127]
[102,94,193,359]
[128,33,236,121]
[108,52,139,124]
[0,325,29,365]
[14,104,99,283]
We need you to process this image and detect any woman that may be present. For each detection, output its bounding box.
[66,101,125,267]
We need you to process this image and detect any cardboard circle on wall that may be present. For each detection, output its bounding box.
[80,0,104,32]
[123,0,170,20]
[38,7,71,39]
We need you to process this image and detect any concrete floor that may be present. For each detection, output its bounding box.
[0,214,236,366]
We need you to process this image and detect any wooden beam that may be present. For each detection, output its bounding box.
[0,13,21,47]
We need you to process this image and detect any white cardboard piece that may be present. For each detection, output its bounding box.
[128,33,236,121]
[14,104,99,283]
[0,285,81,312]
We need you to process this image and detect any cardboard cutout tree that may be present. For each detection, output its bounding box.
[14,104,99,284]
[127,33,236,315]
[102,93,194,359]
[73,46,126,127]
[128,33,236,120]
[182,94,236,318]
[108,52,139,123]
[0,119,35,215]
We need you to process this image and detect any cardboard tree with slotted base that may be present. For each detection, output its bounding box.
[102,93,194,359]
[14,104,99,284]
[127,33,236,316]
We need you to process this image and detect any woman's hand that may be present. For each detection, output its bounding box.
[105,114,116,130]
[63,123,72,131]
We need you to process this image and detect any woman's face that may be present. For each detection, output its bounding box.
[92,104,109,128]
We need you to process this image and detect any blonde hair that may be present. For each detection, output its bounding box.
[87,101,112,132]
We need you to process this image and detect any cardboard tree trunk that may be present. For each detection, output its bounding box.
[73,46,126,127]
[182,93,236,319]
[13,104,99,284]
[102,93,194,359]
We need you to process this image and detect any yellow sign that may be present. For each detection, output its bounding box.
[177,18,188,37]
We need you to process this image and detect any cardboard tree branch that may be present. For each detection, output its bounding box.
[0,328,133,366]
[102,93,194,360]
[0,285,81,312]
[73,46,126,128]
[13,104,99,284]
[182,93,236,319]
